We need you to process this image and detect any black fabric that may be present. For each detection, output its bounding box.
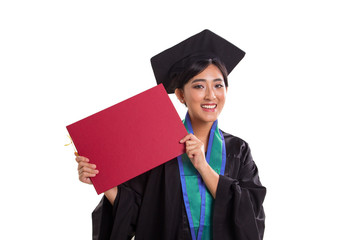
[151,29,246,93]
[92,131,266,240]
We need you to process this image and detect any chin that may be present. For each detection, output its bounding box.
[188,108,222,123]
[199,112,220,123]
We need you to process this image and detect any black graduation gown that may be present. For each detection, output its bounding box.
[92,131,266,240]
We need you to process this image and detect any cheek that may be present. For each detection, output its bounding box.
[185,89,204,103]
[216,90,227,102]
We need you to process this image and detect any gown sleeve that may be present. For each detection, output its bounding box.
[92,171,149,240]
[213,139,266,240]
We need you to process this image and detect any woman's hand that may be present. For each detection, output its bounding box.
[75,154,99,185]
[180,134,207,171]
[180,134,220,198]
[74,154,117,204]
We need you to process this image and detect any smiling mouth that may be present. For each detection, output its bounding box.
[201,104,217,109]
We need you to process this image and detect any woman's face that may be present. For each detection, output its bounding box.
[175,64,227,125]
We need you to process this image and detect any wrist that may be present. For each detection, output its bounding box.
[196,161,210,175]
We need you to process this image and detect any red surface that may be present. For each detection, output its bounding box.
[66,84,187,194]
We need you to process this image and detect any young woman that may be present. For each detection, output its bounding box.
[76,30,266,240]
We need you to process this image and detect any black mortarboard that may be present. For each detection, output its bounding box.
[151,29,245,93]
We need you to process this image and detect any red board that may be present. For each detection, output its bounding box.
[66,84,187,194]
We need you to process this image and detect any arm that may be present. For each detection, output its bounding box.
[93,174,148,240]
[213,140,266,240]
[197,162,219,198]
[75,155,147,239]
[104,187,117,205]
[75,155,117,205]
[180,134,219,198]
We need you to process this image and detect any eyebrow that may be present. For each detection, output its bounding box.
[191,78,224,84]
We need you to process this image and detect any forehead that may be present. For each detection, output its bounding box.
[191,64,224,81]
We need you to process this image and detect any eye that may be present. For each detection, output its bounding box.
[215,83,224,88]
[193,84,204,89]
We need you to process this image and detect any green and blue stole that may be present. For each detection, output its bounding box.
[177,112,226,240]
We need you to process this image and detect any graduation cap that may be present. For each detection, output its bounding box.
[151,29,245,93]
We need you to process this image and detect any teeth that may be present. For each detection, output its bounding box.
[202,105,216,109]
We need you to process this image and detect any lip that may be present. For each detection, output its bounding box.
[201,103,217,112]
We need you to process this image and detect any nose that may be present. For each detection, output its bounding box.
[205,87,216,100]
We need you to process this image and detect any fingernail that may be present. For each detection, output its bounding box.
[95,170,99,174]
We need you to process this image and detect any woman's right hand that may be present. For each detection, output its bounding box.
[75,154,99,184]
[75,154,117,204]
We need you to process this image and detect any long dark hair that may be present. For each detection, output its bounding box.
[169,57,228,91]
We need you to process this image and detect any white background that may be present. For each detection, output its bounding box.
[1,0,359,239]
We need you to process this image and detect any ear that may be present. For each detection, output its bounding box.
[174,88,185,103]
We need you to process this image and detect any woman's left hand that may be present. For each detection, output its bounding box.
[180,133,219,198]
[180,134,207,170]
